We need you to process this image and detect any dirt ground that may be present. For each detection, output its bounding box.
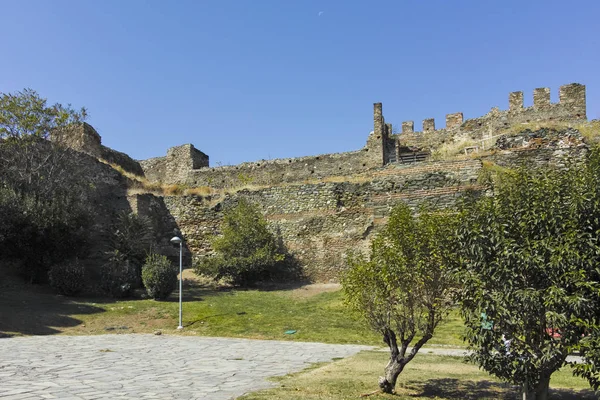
[180,268,341,298]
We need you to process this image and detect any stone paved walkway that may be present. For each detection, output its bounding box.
[0,335,372,399]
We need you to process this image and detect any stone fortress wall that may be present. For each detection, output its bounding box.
[137,83,585,189]
[385,83,586,159]
[50,83,591,280]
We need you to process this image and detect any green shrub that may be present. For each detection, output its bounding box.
[141,253,177,300]
[100,251,138,298]
[48,258,85,296]
[194,198,287,286]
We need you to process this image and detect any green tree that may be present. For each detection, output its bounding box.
[342,203,458,394]
[0,89,92,282]
[195,198,286,286]
[455,156,600,400]
[0,88,87,139]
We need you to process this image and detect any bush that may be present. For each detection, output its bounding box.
[194,199,286,286]
[48,258,85,296]
[108,211,154,287]
[100,252,138,298]
[141,253,177,300]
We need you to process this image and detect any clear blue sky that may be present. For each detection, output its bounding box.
[1,0,599,166]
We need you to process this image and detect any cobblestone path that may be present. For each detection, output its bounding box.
[0,334,371,399]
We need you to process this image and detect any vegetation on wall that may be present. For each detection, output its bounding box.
[194,198,295,286]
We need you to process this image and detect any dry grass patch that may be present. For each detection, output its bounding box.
[241,352,595,400]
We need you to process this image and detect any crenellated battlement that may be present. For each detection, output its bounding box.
[385,83,586,155]
[398,83,585,135]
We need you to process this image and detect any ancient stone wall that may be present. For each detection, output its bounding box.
[392,83,586,152]
[51,122,145,177]
[141,135,386,187]
[51,122,102,158]
[156,126,588,281]
[100,146,145,176]
[138,156,167,182]
[45,83,591,282]
[162,158,482,280]
[139,83,585,188]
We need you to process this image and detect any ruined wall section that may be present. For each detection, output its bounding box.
[186,147,379,189]
[51,122,102,158]
[393,83,586,152]
[51,122,145,176]
[164,158,481,280]
[139,156,167,182]
[141,130,386,188]
[161,126,586,281]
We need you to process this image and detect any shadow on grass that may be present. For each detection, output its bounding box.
[409,378,596,399]
[0,285,106,336]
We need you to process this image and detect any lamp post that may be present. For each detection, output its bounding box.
[170,236,183,330]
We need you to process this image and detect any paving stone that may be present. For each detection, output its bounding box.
[0,334,371,399]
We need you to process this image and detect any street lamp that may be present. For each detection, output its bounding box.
[170,236,183,330]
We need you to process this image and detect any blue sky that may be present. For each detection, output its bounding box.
[1,0,599,166]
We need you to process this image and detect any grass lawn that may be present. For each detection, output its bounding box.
[241,352,596,400]
[1,274,595,396]
[0,277,464,346]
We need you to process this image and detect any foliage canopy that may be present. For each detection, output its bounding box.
[342,202,459,393]
[0,89,92,283]
[195,198,287,286]
[456,152,600,399]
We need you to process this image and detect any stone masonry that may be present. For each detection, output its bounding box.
[50,83,591,281]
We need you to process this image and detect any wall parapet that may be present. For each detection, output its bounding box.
[389,83,586,151]
[136,83,587,187]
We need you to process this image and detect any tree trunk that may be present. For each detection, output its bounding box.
[521,375,550,400]
[535,374,550,400]
[378,357,406,394]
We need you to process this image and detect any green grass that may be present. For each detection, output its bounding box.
[1,281,593,396]
[0,280,467,347]
[241,352,595,400]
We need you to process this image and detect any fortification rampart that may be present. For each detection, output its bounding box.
[43,82,592,281]
[161,128,587,280]
[137,83,585,188]
[51,122,145,176]
[139,131,386,187]
[389,83,586,156]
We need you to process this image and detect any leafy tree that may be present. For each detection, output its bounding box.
[0,89,92,282]
[0,88,87,139]
[195,198,286,286]
[342,203,458,394]
[455,155,600,400]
